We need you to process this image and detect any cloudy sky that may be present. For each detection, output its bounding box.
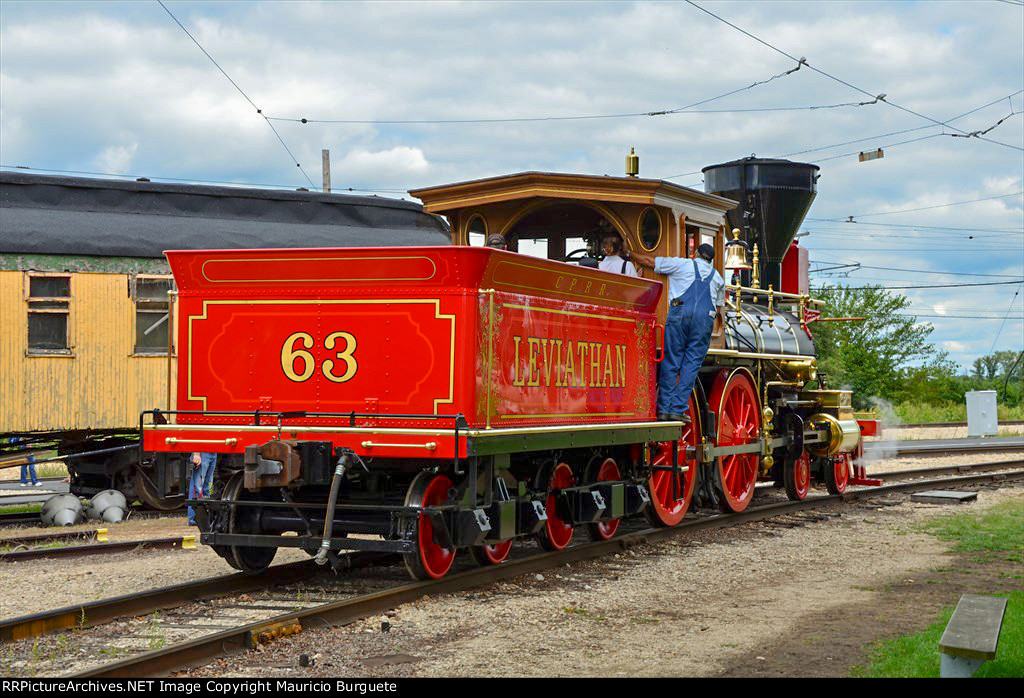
[2,0,1022,370]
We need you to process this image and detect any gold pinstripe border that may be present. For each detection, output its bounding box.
[200,256,438,284]
[187,299,455,412]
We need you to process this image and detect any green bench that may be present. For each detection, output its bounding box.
[939,594,1007,677]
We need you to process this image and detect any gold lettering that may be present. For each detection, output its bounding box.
[568,278,578,291]
[322,331,358,383]
[512,336,525,386]
[281,332,315,382]
[616,345,627,388]
[577,342,589,386]
[589,342,602,386]
[602,344,614,388]
[542,338,557,386]
[598,283,607,296]
[564,341,576,387]
[527,337,541,387]
[554,339,564,387]
[583,280,592,293]
[556,276,565,289]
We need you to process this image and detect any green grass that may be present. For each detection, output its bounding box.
[0,503,42,515]
[854,499,1024,677]
[854,592,1024,677]
[913,499,1024,555]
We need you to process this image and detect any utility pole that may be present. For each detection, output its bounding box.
[322,149,331,193]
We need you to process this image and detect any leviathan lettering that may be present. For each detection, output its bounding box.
[511,335,627,388]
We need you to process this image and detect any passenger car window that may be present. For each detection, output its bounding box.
[134,277,175,354]
[27,275,71,353]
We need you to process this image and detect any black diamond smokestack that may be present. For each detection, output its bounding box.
[703,156,819,292]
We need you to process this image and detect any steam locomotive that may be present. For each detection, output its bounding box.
[142,156,878,579]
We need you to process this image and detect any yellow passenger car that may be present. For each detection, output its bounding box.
[0,171,449,506]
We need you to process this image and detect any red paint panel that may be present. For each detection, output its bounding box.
[781,242,809,296]
[180,299,456,417]
[476,293,657,425]
[157,246,663,443]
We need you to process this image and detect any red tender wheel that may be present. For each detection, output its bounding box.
[646,392,700,527]
[536,462,575,551]
[825,452,851,495]
[470,540,513,566]
[586,457,622,541]
[709,368,761,513]
[784,451,811,501]
[403,472,457,580]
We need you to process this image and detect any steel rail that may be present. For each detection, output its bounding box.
[0,508,182,529]
[0,560,323,642]
[0,528,105,548]
[887,420,1024,430]
[865,436,1024,456]
[0,535,197,563]
[73,466,1024,678]
[872,458,1024,482]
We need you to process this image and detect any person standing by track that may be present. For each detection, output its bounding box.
[623,243,724,423]
[187,452,217,526]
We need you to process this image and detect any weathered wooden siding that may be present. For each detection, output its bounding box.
[0,270,176,432]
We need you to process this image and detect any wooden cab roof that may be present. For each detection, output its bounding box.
[409,170,738,261]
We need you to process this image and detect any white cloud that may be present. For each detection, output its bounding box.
[93,141,138,173]
[1,0,1021,366]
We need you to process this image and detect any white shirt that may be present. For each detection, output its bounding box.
[653,256,725,307]
[598,255,638,277]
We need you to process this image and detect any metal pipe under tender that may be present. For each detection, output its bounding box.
[314,450,350,565]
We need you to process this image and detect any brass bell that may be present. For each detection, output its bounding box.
[723,228,752,270]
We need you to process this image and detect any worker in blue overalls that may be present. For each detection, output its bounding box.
[623,243,724,422]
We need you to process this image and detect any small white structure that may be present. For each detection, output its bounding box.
[966,390,998,437]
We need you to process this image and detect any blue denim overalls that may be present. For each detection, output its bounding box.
[657,260,715,417]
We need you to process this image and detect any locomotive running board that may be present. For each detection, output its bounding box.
[464,421,684,456]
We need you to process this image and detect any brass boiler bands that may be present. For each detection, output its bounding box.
[722,302,816,357]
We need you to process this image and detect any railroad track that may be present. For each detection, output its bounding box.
[0,507,181,529]
[887,420,1024,430]
[864,435,1024,456]
[1,459,1020,678]
[0,534,200,563]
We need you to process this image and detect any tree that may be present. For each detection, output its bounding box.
[972,350,1020,380]
[810,285,951,407]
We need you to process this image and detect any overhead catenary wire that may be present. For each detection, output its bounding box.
[989,283,1024,353]
[683,0,1024,152]
[809,263,1024,278]
[776,90,1024,160]
[661,90,1024,180]
[804,220,1024,234]
[817,191,1024,220]
[155,0,318,191]
[264,65,888,124]
[810,280,1024,290]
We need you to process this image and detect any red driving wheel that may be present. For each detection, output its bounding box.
[825,452,851,495]
[470,540,513,566]
[403,472,457,580]
[709,369,761,513]
[586,457,622,541]
[784,451,811,501]
[646,392,700,527]
[536,462,575,551]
